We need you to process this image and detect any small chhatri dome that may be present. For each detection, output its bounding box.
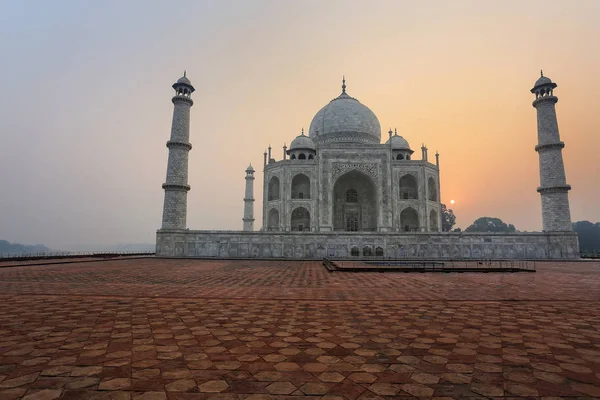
[385,129,411,150]
[309,77,381,144]
[289,128,316,150]
[533,70,555,89]
[246,163,254,172]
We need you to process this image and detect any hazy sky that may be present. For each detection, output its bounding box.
[1,0,599,250]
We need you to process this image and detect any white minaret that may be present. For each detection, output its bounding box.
[243,164,255,231]
[161,72,194,229]
[531,71,572,231]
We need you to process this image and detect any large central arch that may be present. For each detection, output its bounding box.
[333,170,378,231]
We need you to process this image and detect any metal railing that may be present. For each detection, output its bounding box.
[324,257,536,272]
[0,251,155,262]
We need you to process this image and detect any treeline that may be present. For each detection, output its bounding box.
[573,221,600,254]
[0,240,51,255]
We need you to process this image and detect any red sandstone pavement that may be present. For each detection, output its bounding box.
[0,259,599,399]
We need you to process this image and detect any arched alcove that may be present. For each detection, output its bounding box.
[400,207,419,232]
[430,209,438,232]
[428,177,437,201]
[268,177,280,201]
[399,174,418,199]
[291,174,310,199]
[291,207,310,231]
[267,209,280,231]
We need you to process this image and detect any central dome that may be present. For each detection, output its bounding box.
[309,80,381,144]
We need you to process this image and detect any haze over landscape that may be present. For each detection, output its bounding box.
[1,0,599,251]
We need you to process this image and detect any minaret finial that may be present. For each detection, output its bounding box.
[342,76,346,93]
[540,69,543,77]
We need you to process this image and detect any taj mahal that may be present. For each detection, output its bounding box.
[260,78,441,235]
[156,72,579,259]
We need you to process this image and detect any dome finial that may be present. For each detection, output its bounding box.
[394,128,398,136]
[184,70,187,77]
[342,76,346,93]
[540,69,543,77]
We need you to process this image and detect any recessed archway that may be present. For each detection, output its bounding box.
[399,174,418,199]
[429,209,438,232]
[267,208,280,231]
[333,170,377,231]
[291,174,310,199]
[428,177,437,201]
[291,207,310,231]
[400,207,419,232]
[268,176,280,201]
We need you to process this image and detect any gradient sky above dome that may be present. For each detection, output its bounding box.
[0,0,599,249]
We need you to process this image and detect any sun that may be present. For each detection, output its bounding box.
[450,200,455,205]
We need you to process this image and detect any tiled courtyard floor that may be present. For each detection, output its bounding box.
[0,259,599,399]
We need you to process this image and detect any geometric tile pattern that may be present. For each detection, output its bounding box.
[0,259,599,399]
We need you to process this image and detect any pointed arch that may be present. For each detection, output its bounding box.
[267,208,280,231]
[333,170,378,231]
[291,173,310,199]
[400,207,419,232]
[399,174,418,199]
[268,176,280,201]
[428,177,438,201]
[291,207,310,231]
[429,209,438,232]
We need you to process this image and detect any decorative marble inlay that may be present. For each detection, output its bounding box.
[331,162,379,182]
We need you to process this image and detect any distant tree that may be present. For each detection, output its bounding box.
[573,221,600,254]
[441,203,456,232]
[465,217,516,233]
[0,240,50,255]
[453,227,462,232]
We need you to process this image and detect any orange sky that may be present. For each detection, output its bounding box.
[0,0,599,248]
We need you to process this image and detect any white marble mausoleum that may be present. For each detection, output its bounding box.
[156,73,579,259]
[260,79,441,235]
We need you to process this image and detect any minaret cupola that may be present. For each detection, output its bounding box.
[173,71,195,100]
[531,70,557,101]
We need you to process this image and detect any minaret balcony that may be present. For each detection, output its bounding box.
[167,140,192,150]
[537,185,571,194]
[535,142,564,152]
[532,95,558,107]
